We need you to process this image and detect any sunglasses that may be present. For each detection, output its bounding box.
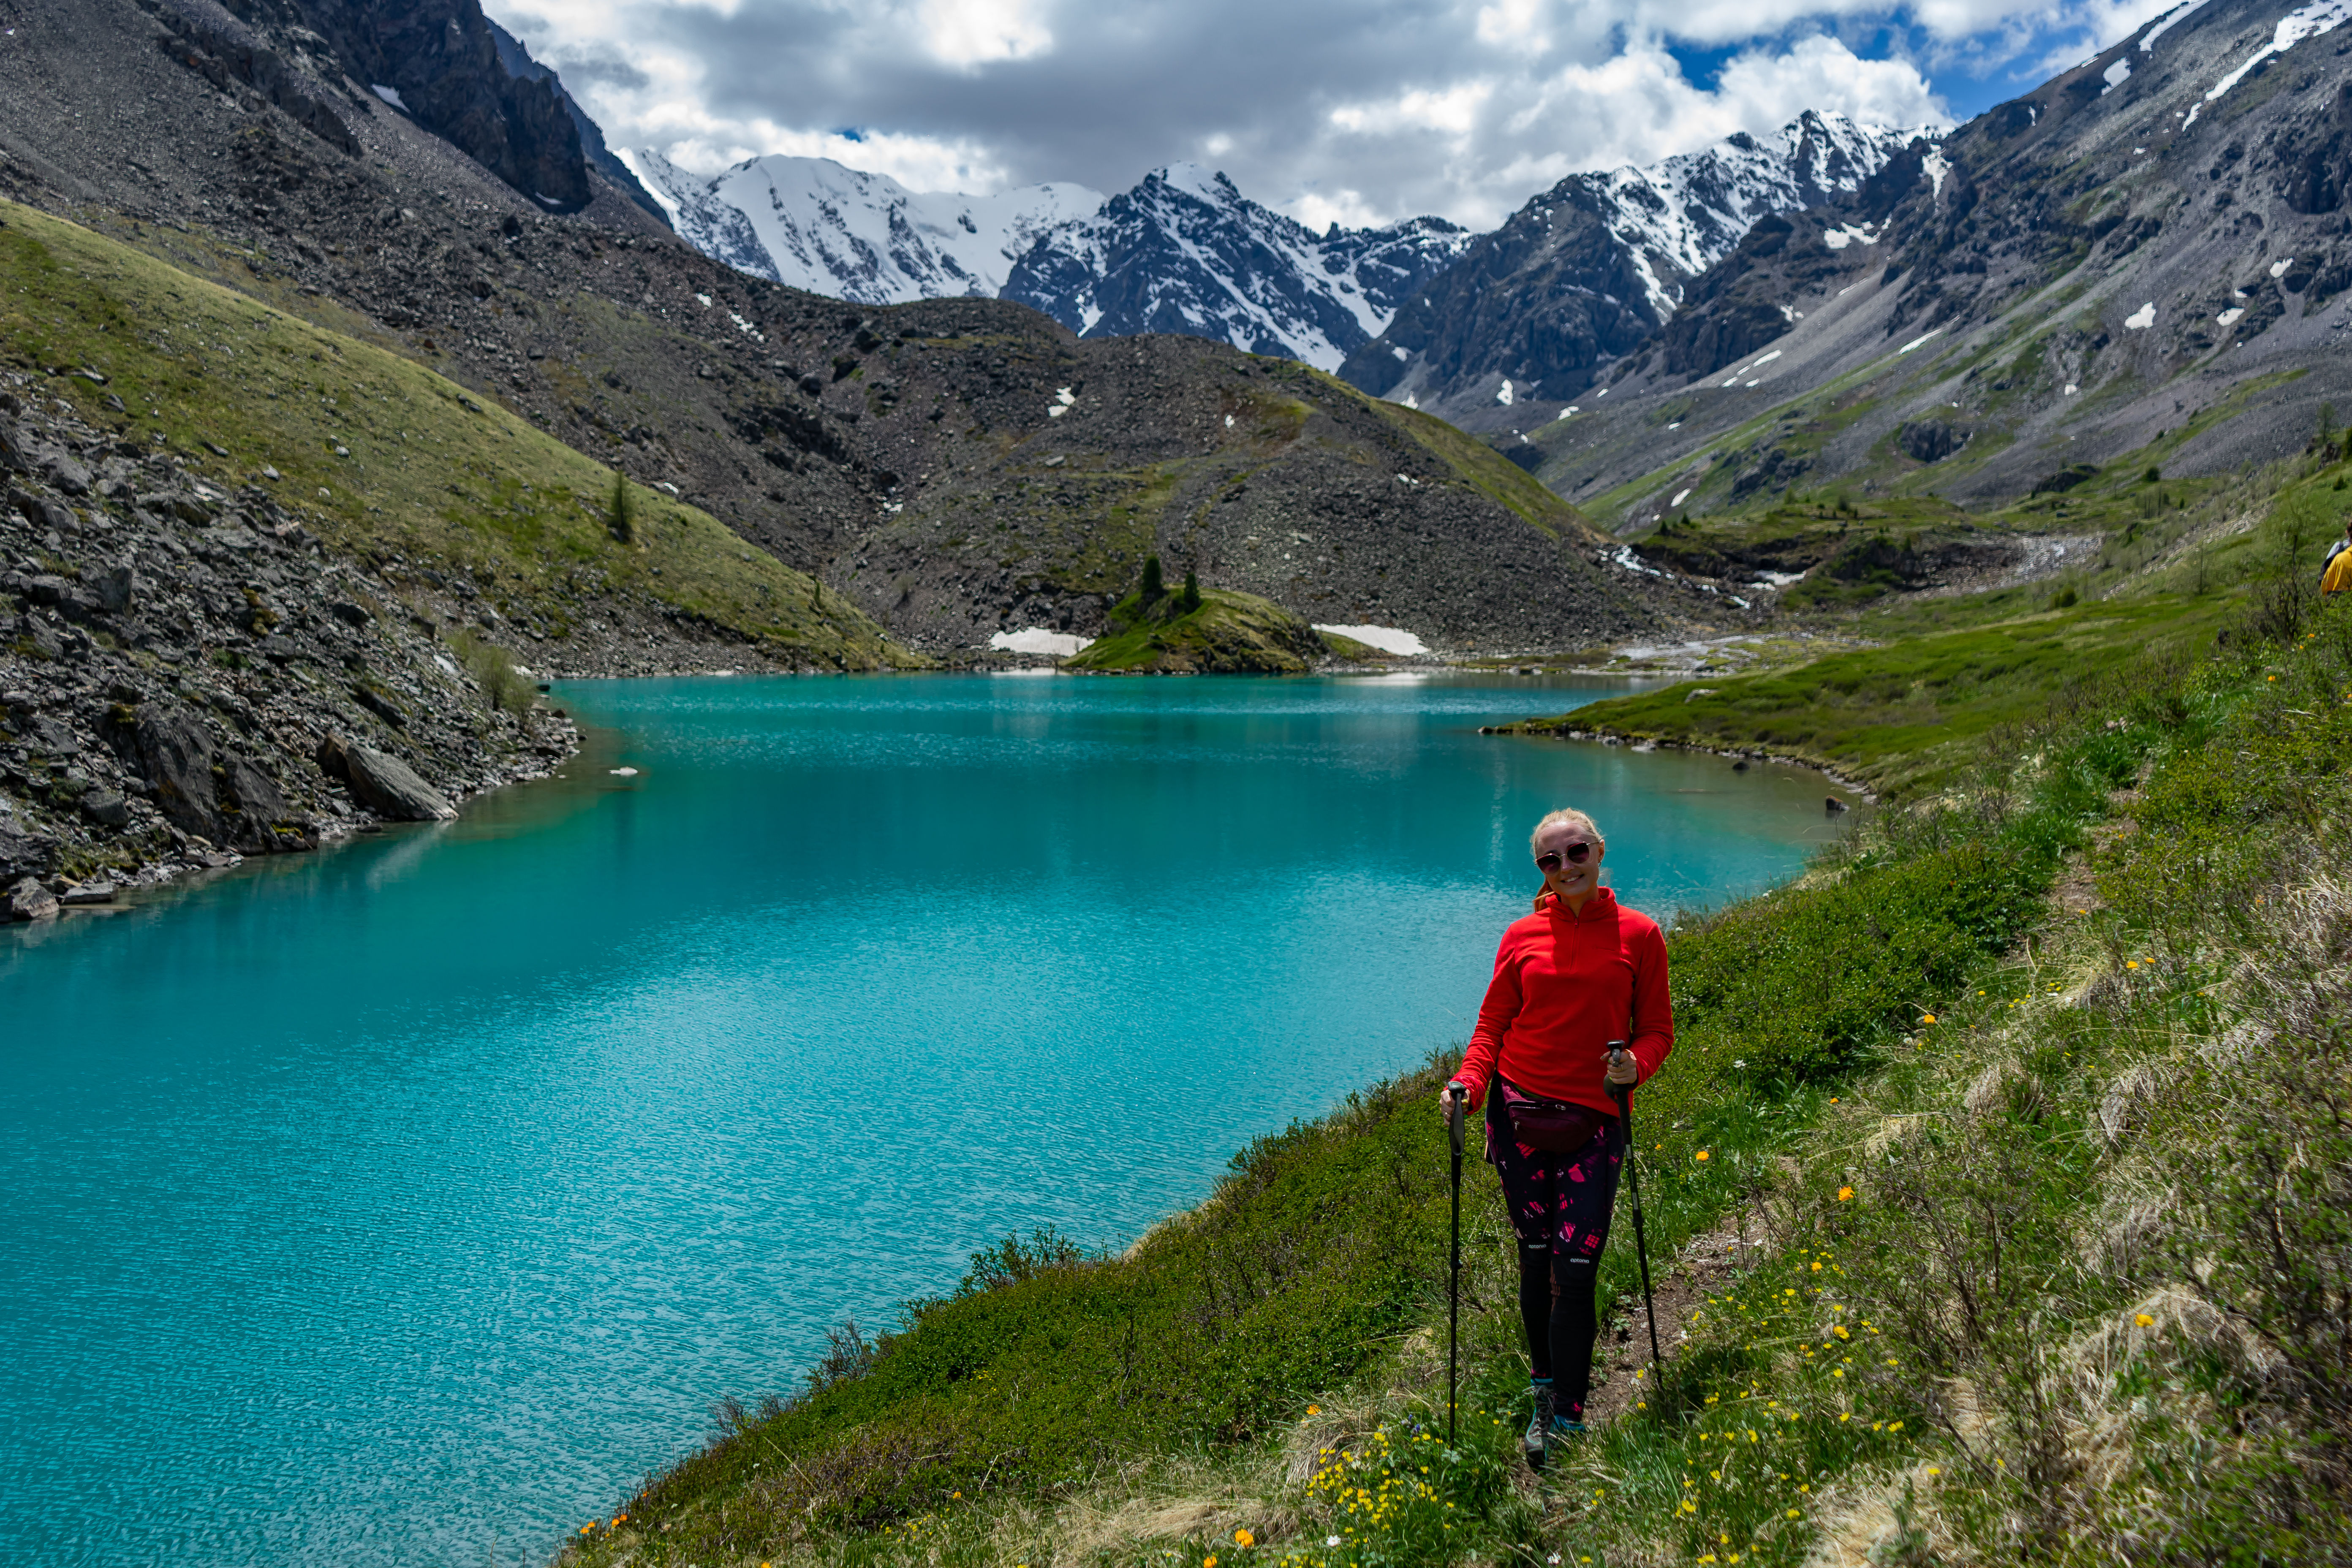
[1534,843,1594,872]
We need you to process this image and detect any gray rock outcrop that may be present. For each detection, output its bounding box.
[318,735,457,821]
[5,875,58,921]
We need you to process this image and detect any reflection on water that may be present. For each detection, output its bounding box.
[0,673,1855,1567]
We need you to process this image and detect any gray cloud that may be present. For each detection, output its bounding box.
[491,0,2142,228]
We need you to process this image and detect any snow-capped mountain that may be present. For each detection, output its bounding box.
[1340,112,1930,418]
[622,149,1104,304]
[1001,163,1473,371]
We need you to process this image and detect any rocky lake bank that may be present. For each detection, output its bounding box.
[0,374,819,922]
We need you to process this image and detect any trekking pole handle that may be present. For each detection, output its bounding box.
[1447,1083,1466,1155]
[1604,1039,1633,1105]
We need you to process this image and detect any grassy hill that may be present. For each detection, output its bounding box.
[0,199,915,670]
[1500,431,2352,793]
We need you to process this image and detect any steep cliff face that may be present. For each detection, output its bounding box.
[192,0,594,211]
[486,19,668,226]
[1338,113,1919,421]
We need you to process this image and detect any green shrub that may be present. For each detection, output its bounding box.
[448,627,534,717]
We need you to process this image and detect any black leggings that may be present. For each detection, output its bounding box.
[1490,1106,1621,1419]
[1520,1245,1602,1410]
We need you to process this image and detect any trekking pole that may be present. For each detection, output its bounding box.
[1606,1045,1665,1389]
[1447,1083,1466,1447]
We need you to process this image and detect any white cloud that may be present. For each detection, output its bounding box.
[492,0,1984,232]
[919,0,1053,68]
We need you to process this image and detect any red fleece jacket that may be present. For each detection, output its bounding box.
[1453,886,1674,1117]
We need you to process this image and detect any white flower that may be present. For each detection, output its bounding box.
[1327,1536,1343,1548]
[1733,1059,1746,1068]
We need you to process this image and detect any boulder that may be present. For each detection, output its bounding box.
[85,563,137,613]
[59,882,117,905]
[36,449,92,497]
[317,734,457,821]
[1896,420,1968,464]
[215,753,317,852]
[80,789,131,828]
[5,876,58,922]
[134,707,222,836]
[0,817,57,883]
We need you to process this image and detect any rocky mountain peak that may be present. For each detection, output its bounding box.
[1000,166,1471,370]
[1338,112,1925,416]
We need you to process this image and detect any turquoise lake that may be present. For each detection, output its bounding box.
[0,673,1854,1565]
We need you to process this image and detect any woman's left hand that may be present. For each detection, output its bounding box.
[1604,1049,1638,1088]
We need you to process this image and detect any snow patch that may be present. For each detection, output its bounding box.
[1753,570,1807,588]
[1822,221,1883,250]
[1496,379,1515,406]
[1392,345,1409,361]
[2270,258,2293,278]
[1556,406,1577,420]
[2065,382,2080,395]
[1670,488,1691,506]
[2103,56,2133,92]
[370,84,408,112]
[2197,0,2352,112]
[729,312,763,340]
[1922,147,1951,198]
[2124,301,2156,330]
[1898,329,1942,353]
[2218,306,2246,325]
[1314,624,1428,656]
[990,628,1093,657]
[2142,0,2212,50]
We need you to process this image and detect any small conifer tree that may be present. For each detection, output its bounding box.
[1179,569,1202,613]
[608,469,635,545]
[1141,554,1164,601]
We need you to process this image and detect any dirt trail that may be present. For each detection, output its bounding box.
[1584,1211,1767,1427]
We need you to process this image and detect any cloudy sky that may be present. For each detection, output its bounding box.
[487,0,2190,230]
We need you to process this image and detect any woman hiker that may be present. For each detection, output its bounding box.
[1442,807,1673,1462]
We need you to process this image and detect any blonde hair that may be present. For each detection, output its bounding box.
[1529,807,1604,854]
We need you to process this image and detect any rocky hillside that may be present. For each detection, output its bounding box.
[1001,163,1472,371]
[1338,113,1920,421]
[0,193,916,917]
[1504,0,2352,524]
[0,0,1685,660]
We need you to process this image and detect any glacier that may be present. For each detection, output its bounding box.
[623,148,1104,305]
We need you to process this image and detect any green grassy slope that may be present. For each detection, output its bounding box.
[558,538,2352,1568]
[0,200,916,669]
[1499,437,2352,794]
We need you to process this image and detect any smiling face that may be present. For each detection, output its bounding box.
[1533,818,1604,907]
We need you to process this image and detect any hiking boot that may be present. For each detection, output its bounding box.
[1524,1381,1558,1465]
[1525,1382,1588,1467]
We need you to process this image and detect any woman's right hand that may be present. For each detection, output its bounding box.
[1438,1081,1470,1122]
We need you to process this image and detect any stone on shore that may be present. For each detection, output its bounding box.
[318,734,458,821]
[5,875,58,921]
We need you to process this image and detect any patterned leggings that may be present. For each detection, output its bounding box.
[1489,1089,1622,1420]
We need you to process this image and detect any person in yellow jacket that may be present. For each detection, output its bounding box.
[2326,522,2352,596]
